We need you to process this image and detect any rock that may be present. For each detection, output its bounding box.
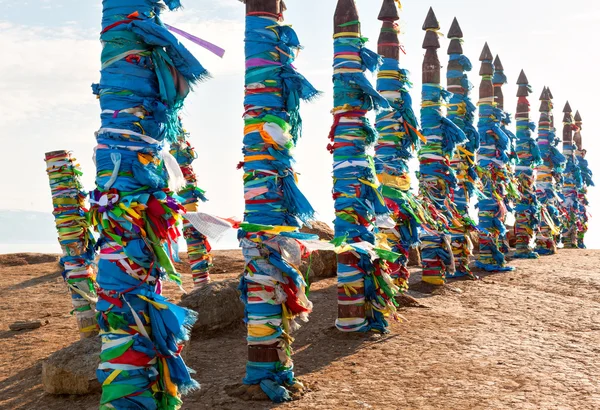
[43,338,192,395]
[300,221,336,280]
[9,320,45,331]
[300,221,334,241]
[180,278,245,332]
[42,337,101,395]
[408,247,421,267]
[300,250,337,281]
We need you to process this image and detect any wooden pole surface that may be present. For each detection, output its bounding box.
[479,43,494,100]
[563,101,574,145]
[493,55,504,109]
[422,7,440,84]
[446,17,463,91]
[335,0,360,35]
[377,0,400,59]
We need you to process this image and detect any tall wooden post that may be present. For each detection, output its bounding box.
[475,43,514,272]
[446,17,479,279]
[170,121,213,287]
[561,101,580,248]
[44,150,98,338]
[92,1,201,407]
[535,87,565,254]
[374,0,429,292]
[418,8,467,285]
[492,55,519,254]
[332,0,398,333]
[238,0,318,402]
[513,70,542,258]
[573,111,594,248]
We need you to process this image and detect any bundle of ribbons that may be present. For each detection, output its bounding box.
[560,107,582,249]
[573,113,594,248]
[45,150,98,338]
[445,19,479,279]
[170,119,213,287]
[419,11,468,285]
[492,60,519,254]
[513,72,542,258]
[238,7,319,403]
[475,47,514,272]
[330,12,401,334]
[91,1,205,407]
[374,1,434,292]
[375,60,432,291]
[535,88,565,255]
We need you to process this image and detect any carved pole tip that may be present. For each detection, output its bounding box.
[517,69,528,85]
[479,42,493,61]
[493,55,504,71]
[378,0,400,22]
[422,7,440,30]
[447,17,463,38]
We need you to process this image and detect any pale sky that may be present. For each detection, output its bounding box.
[1,0,599,248]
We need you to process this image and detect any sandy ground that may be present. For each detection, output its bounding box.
[1,249,599,409]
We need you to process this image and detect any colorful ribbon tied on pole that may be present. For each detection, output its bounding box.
[475,45,514,272]
[492,59,519,255]
[375,1,433,293]
[573,112,594,248]
[330,13,401,334]
[535,88,565,255]
[560,105,582,248]
[92,1,204,408]
[446,18,480,279]
[45,150,98,338]
[238,8,319,403]
[169,119,213,287]
[513,72,542,258]
[375,61,431,291]
[419,10,468,285]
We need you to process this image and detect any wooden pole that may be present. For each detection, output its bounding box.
[573,110,593,248]
[445,17,478,279]
[535,86,563,255]
[332,0,397,332]
[419,8,469,284]
[513,70,542,258]
[44,150,98,338]
[374,0,425,293]
[561,101,579,248]
[475,43,514,272]
[239,0,316,400]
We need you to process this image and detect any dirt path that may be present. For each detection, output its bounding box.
[1,250,599,409]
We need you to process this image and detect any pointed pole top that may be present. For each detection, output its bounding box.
[563,101,572,113]
[479,42,493,61]
[378,0,400,21]
[334,0,360,35]
[547,87,554,99]
[539,87,549,100]
[493,55,504,71]
[422,7,440,49]
[517,69,529,85]
[574,110,582,122]
[422,7,440,30]
[447,17,463,38]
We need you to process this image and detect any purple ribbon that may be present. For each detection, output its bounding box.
[164,23,225,58]
[246,58,282,68]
